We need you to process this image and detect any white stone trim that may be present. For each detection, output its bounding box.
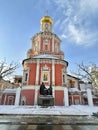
[40,65,50,84]
[22,85,35,90]
[22,67,29,85]
[53,86,66,90]
[87,88,93,106]
[62,67,67,86]
[34,86,39,105]
[52,36,54,52]
[52,86,55,98]
[64,88,69,106]
[4,94,7,105]
[35,59,40,85]
[39,35,41,52]
[22,85,65,91]
[52,60,55,86]
[15,87,21,105]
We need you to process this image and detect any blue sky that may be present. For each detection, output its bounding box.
[0,0,98,76]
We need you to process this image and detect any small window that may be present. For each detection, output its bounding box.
[25,73,28,81]
[63,74,65,83]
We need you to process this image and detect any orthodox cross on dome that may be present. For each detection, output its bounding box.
[46,10,48,16]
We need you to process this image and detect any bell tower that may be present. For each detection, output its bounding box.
[22,13,69,106]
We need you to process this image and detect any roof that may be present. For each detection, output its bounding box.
[33,54,59,59]
[3,88,17,94]
[68,88,80,92]
[67,74,80,80]
[0,79,15,86]
[14,75,22,78]
[22,54,68,66]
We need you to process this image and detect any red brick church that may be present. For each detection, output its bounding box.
[20,14,80,106]
[2,14,98,106]
[1,12,98,106]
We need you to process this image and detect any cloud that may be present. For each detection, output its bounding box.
[61,34,67,39]
[68,23,98,46]
[52,0,98,46]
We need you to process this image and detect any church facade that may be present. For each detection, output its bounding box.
[20,15,80,106]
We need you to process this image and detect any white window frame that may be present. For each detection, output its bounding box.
[41,65,50,84]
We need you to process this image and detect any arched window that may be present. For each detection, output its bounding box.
[8,96,14,105]
[43,39,50,51]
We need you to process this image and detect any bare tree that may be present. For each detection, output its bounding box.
[73,62,98,91]
[0,59,19,80]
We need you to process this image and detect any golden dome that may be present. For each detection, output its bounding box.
[40,16,53,24]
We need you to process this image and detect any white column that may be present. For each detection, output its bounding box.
[34,86,38,105]
[87,88,93,106]
[79,94,82,104]
[64,87,69,107]
[71,95,74,104]
[52,86,55,105]
[15,87,21,105]
[52,36,54,53]
[4,94,7,105]
[65,73,68,87]
[36,60,40,85]
[52,86,55,98]
[39,35,41,52]
[52,60,55,86]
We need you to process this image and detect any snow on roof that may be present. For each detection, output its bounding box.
[3,88,17,94]
[23,54,68,66]
[14,75,22,78]
[68,88,80,92]
[67,74,80,80]
[33,54,59,59]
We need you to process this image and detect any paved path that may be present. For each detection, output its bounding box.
[0,115,98,125]
[0,124,98,130]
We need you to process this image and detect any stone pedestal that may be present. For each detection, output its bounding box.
[38,95,54,106]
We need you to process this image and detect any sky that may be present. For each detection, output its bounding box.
[0,0,98,77]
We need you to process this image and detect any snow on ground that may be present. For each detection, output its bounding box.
[0,105,98,115]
